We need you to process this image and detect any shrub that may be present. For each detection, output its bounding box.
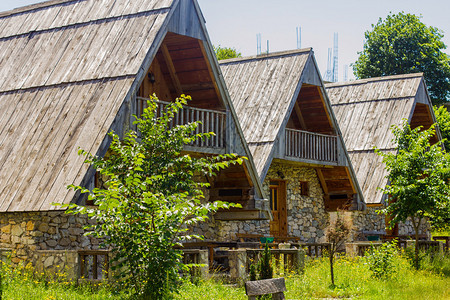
[365,241,399,279]
[258,243,273,280]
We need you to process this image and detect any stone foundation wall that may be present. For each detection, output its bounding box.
[0,211,100,263]
[350,206,431,240]
[32,250,79,280]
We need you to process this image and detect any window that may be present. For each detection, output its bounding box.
[299,181,309,196]
[270,186,278,211]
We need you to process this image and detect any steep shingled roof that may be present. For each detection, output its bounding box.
[326,73,439,204]
[219,49,311,176]
[0,0,266,214]
[0,0,174,212]
[220,49,365,210]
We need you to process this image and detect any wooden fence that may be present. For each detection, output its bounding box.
[301,243,331,258]
[246,249,304,272]
[285,128,338,162]
[137,97,226,149]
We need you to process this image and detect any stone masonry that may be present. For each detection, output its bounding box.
[0,211,100,264]
[350,206,431,240]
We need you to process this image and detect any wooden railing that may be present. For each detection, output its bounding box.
[433,236,449,252]
[285,128,338,163]
[246,249,304,272]
[300,243,331,258]
[78,250,110,280]
[137,97,226,149]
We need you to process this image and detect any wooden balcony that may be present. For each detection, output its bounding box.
[137,97,227,150]
[282,128,338,164]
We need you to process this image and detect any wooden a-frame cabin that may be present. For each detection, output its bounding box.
[0,0,269,263]
[220,49,365,242]
[326,73,440,238]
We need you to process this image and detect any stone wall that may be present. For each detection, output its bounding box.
[0,211,100,264]
[32,250,79,280]
[350,206,431,240]
[264,163,328,243]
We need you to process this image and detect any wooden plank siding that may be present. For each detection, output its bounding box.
[326,73,440,204]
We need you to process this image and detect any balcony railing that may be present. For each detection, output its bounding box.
[285,128,338,163]
[137,97,226,149]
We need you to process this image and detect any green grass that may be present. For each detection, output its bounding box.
[175,254,450,300]
[2,252,450,299]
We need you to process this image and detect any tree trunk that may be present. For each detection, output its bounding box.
[411,216,422,270]
[330,246,335,287]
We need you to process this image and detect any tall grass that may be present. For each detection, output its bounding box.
[176,251,450,300]
[1,260,125,300]
[2,250,449,299]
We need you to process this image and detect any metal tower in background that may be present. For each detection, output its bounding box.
[256,33,261,55]
[324,48,333,82]
[343,64,348,82]
[296,26,301,49]
[332,32,338,82]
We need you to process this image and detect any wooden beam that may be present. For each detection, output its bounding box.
[294,101,307,130]
[316,169,329,194]
[345,167,357,194]
[161,43,183,97]
[316,86,335,133]
[197,40,225,110]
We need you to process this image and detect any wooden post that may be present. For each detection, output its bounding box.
[93,255,98,279]
[228,249,247,282]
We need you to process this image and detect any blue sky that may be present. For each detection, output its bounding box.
[1,0,449,81]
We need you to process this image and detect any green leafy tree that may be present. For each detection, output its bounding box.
[434,105,450,151]
[214,45,242,60]
[354,12,450,104]
[62,95,242,299]
[376,120,450,269]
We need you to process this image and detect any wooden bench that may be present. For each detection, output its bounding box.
[245,278,286,300]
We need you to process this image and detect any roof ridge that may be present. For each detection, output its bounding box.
[325,73,424,88]
[0,0,80,19]
[218,48,312,65]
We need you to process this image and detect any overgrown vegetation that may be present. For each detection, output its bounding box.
[376,120,450,269]
[2,249,450,299]
[365,241,399,279]
[60,95,242,299]
[434,105,450,152]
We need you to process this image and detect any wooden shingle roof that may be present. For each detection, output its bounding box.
[219,49,311,176]
[0,0,175,212]
[0,0,267,214]
[219,50,365,211]
[326,73,438,204]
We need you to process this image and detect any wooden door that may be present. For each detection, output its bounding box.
[269,180,287,237]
